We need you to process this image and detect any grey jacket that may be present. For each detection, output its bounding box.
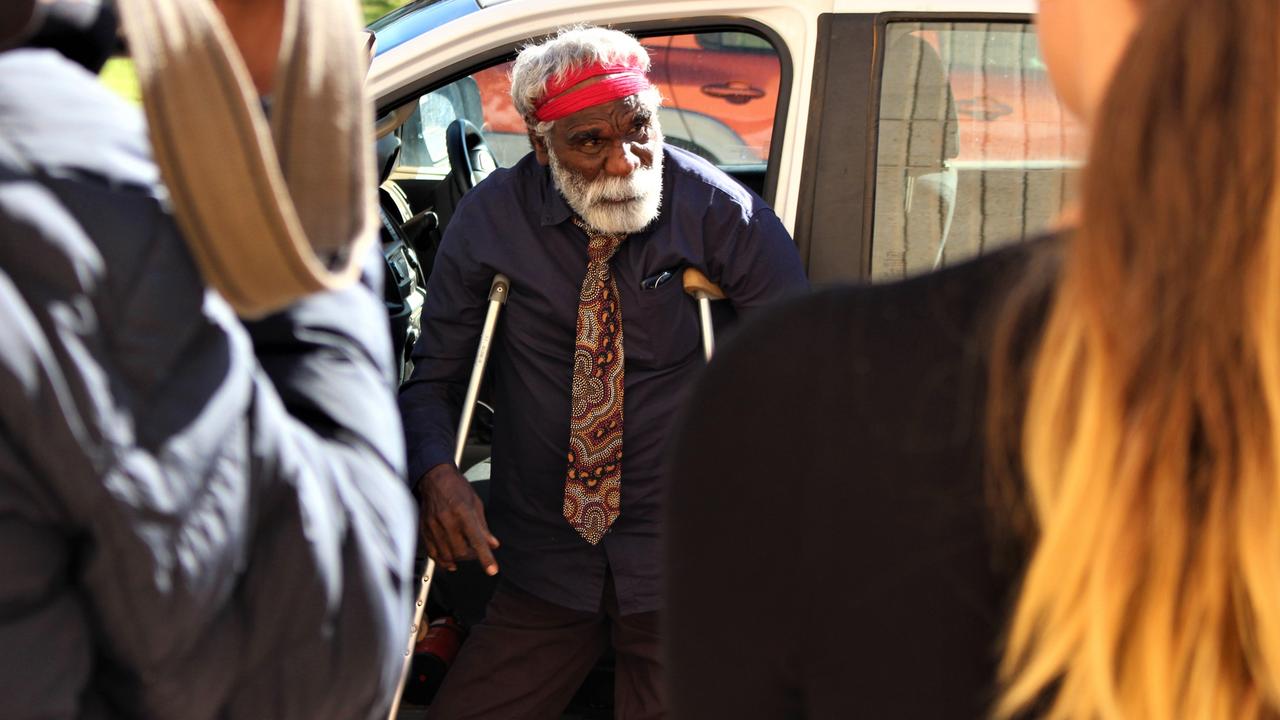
[0,49,416,718]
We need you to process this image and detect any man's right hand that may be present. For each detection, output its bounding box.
[417,463,500,576]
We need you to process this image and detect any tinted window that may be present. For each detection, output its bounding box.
[644,32,781,169]
[395,71,504,174]
[871,22,1085,281]
[392,30,784,179]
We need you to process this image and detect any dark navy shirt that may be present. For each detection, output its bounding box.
[399,146,807,614]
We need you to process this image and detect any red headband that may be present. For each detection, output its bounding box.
[533,61,652,123]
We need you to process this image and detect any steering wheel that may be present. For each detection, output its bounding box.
[445,118,497,197]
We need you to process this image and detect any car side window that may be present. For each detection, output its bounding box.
[392,30,785,195]
[395,67,513,176]
[397,92,459,171]
[643,31,782,172]
[871,22,1085,281]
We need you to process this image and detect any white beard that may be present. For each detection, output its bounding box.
[549,132,665,235]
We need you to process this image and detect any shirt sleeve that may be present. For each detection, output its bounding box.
[704,198,809,312]
[398,202,496,487]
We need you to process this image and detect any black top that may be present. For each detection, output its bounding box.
[664,239,1054,718]
[399,145,807,614]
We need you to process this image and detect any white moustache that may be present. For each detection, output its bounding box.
[550,140,665,235]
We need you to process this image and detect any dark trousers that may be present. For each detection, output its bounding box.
[427,576,664,720]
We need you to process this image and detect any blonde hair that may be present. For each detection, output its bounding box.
[994,0,1280,717]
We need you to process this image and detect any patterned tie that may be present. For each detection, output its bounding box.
[564,218,626,545]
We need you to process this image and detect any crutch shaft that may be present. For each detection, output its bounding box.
[387,560,435,719]
[454,279,508,465]
[388,274,510,720]
[682,267,724,362]
[696,294,715,362]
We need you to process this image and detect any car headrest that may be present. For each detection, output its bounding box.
[376,132,402,185]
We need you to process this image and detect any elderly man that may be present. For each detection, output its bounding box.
[399,25,806,718]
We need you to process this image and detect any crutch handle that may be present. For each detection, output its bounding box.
[681,267,725,300]
[489,274,510,304]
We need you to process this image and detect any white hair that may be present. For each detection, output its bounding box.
[510,25,662,136]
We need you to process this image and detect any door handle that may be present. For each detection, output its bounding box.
[700,81,766,105]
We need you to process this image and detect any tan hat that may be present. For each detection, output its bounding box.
[114,0,375,318]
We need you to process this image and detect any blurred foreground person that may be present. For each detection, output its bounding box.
[0,1,414,718]
[666,0,1280,717]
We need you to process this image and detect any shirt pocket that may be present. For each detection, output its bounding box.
[622,273,701,370]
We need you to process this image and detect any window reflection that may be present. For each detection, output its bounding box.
[872,22,1086,281]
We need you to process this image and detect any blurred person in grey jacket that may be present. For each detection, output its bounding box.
[0,1,415,718]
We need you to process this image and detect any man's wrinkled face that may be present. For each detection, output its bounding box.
[533,94,664,235]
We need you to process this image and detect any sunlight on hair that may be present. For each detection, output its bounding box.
[994,1,1280,717]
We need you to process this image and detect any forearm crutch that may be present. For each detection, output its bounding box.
[388,273,511,720]
[682,267,725,361]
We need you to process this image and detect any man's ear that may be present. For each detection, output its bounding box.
[528,128,551,166]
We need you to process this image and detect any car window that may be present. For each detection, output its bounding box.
[392,30,784,179]
[643,31,782,169]
[871,21,1085,281]
[397,91,459,170]
[395,70,498,176]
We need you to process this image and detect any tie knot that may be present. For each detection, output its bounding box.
[574,218,626,265]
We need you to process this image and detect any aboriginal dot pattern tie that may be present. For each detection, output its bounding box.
[565,218,626,545]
